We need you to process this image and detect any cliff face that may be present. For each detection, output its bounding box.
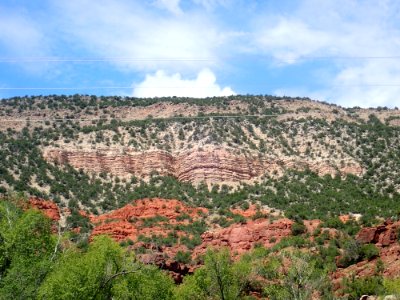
[43,147,364,184]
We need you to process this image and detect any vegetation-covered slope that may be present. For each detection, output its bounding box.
[2,95,400,299]
[1,95,400,226]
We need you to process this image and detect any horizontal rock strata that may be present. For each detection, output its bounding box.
[43,147,364,184]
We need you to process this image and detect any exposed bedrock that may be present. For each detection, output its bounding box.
[43,147,364,184]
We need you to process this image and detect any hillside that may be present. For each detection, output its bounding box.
[2,95,400,298]
[1,95,400,222]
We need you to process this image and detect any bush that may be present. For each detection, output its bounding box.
[291,222,306,236]
[343,275,385,300]
[360,244,379,260]
[322,217,344,229]
[174,251,192,264]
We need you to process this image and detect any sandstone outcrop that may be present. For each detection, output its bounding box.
[356,219,399,247]
[138,251,195,283]
[29,197,60,221]
[193,218,293,256]
[43,147,364,184]
[91,198,207,224]
[90,198,207,242]
[332,220,400,290]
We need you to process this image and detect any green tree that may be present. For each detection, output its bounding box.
[264,252,332,300]
[111,265,174,300]
[38,235,132,299]
[0,203,55,300]
[38,235,174,300]
[176,248,251,300]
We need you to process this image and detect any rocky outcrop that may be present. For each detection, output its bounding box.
[91,198,207,224]
[356,219,399,247]
[90,198,207,241]
[43,147,364,184]
[332,220,400,290]
[193,218,293,256]
[230,204,273,218]
[91,221,138,241]
[29,197,60,221]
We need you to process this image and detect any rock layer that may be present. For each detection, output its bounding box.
[43,147,364,184]
[29,197,60,221]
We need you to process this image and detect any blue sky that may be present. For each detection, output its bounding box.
[1,0,400,107]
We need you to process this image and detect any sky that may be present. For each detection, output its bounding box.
[1,0,400,108]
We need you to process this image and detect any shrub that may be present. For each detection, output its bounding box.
[291,222,306,236]
[360,244,379,260]
[342,275,385,300]
[174,251,192,264]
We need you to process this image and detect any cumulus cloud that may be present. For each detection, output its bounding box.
[2,0,399,107]
[132,68,235,98]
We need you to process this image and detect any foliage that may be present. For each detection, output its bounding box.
[291,221,307,236]
[383,277,400,297]
[175,251,192,264]
[263,252,333,300]
[176,248,251,300]
[0,199,55,299]
[38,235,174,299]
[360,243,379,260]
[342,275,386,300]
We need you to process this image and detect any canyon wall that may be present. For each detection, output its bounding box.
[43,147,364,184]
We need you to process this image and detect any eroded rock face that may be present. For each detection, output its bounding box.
[193,218,293,256]
[29,197,60,221]
[332,220,400,290]
[43,147,364,185]
[90,198,207,242]
[356,220,399,247]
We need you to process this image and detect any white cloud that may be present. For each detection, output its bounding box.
[0,7,49,62]
[252,0,400,107]
[274,60,400,108]
[155,0,182,15]
[254,19,332,63]
[322,60,400,108]
[132,68,235,98]
[53,0,223,72]
[192,0,229,10]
